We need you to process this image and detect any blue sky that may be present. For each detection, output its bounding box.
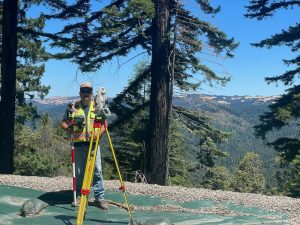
[40,1,299,98]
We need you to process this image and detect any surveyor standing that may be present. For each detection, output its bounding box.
[61,82,109,210]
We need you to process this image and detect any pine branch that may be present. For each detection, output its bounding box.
[17,26,71,42]
[265,67,300,85]
[51,0,130,34]
[110,101,149,130]
[42,0,89,19]
[112,67,150,106]
[254,85,300,138]
[195,0,220,15]
[283,55,300,66]
[267,137,300,162]
[251,23,300,51]
[245,0,300,20]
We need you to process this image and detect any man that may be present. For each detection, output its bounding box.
[61,82,108,210]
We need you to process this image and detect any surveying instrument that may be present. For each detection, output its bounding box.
[76,87,137,225]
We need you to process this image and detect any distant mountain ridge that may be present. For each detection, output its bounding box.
[31,94,279,125]
[32,94,278,132]
[33,96,80,105]
[33,94,279,106]
[175,94,279,104]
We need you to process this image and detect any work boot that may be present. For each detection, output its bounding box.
[94,199,109,210]
[71,196,81,207]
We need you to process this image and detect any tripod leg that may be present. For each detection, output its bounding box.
[76,128,101,225]
[105,128,134,222]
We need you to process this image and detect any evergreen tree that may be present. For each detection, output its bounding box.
[14,115,70,176]
[285,155,300,197]
[148,0,170,185]
[108,61,150,181]
[231,152,266,194]
[246,0,300,193]
[0,0,55,173]
[0,0,18,174]
[173,106,229,187]
[34,0,237,184]
[169,119,193,186]
[109,62,229,186]
[207,166,231,190]
[16,2,50,124]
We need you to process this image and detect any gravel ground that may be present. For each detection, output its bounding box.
[1,175,300,224]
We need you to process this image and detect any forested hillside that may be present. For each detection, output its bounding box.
[174,94,298,188]
[32,94,295,188]
[174,94,297,188]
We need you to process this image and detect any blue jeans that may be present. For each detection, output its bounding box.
[74,142,105,200]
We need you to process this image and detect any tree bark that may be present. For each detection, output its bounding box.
[147,0,170,185]
[0,0,18,174]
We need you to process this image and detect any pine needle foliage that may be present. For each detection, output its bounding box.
[14,115,70,176]
[27,0,238,89]
[245,0,300,89]
[109,61,151,129]
[172,105,229,186]
[107,61,150,181]
[231,152,266,194]
[170,1,238,90]
[285,154,300,197]
[246,1,300,164]
[109,62,229,186]
[169,120,193,186]
[39,0,155,72]
[0,1,51,124]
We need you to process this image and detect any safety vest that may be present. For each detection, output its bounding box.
[70,101,100,142]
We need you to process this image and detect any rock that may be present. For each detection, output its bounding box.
[20,198,48,217]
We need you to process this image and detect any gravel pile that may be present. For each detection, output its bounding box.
[1,175,300,224]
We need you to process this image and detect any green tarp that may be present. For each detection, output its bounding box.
[0,185,288,225]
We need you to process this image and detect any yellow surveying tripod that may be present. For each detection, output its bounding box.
[76,88,136,225]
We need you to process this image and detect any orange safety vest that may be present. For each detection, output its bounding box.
[70,101,100,142]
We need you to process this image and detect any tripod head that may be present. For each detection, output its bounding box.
[94,87,111,119]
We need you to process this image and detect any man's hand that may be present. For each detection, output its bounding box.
[61,120,74,135]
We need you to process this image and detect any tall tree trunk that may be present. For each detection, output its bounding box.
[0,0,18,174]
[147,0,170,185]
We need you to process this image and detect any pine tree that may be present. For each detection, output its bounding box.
[207,166,231,190]
[107,61,150,181]
[16,3,51,124]
[173,106,229,186]
[14,115,70,176]
[0,0,18,174]
[0,0,54,173]
[35,0,237,184]
[285,155,300,197]
[109,61,229,186]
[231,152,266,194]
[246,1,300,192]
[169,119,193,186]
